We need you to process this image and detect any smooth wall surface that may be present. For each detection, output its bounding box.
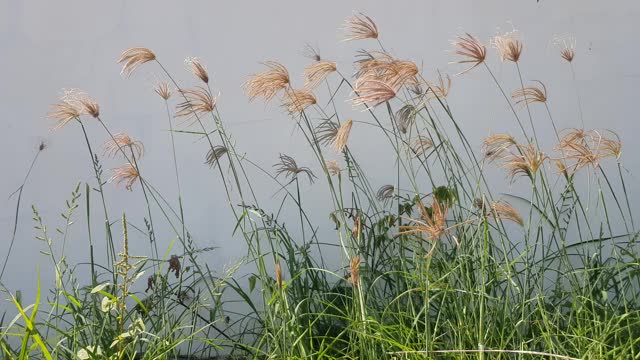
[1,0,639,307]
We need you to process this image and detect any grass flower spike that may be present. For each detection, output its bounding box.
[109,164,140,191]
[185,57,209,84]
[244,61,290,103]
[304,61,337,89]
[491,201,524,226]
[451,33,487,74]
[282,89,317,114]
[553,34,576,63]
[103,132,144,158]
[154,82,172,100]
[491,30,523,62]
[512,81,547,107]
[117,47,156,77]
[332,119,353,152]
[175,87,217,122]
[205,145,228,168]
[344,13,379,41]
[325,160,342,176]
[274,154,316,184]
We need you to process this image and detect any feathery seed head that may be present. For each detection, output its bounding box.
[601,135,622,160]
[325,160,342,176]
[274,154,316,184]
[555,159,570,178]
[282,89,317,114]
[482,134,517,161]
[376,185,395,203]
[304,60,337,89]
[426,71,452,101]
[398,197,448,241]
[451,33,487,75]
[109,163,140,191]
[332,119,353,152]
[103,132,144,158]
[154,81,172,100]
[491,201,524,226]
[48,98,81,130]
[503,143,547,182]
[395,104,416,134]
[48,89,95,129]
[352,73,399,108]
[491,30,523,63]
[185,57,209,84]
[78,96,100,118]
[557,129,622,171]
[302,43,322,62]
[244,61,290,103]
[315,120,339,147]
[512,80,547,107]
[409,136,434,157]
[205,145,228,168]
[117,47,156,77]
[344,13,379,41]
[553,34,576,63]
[175,87,217,124]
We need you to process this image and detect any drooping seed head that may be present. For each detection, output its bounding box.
[556,129,621,171]
[343,13,379,41]
[154,81,172,100]
[355,52,419,90]
[244,61,290,103]
[491,30,523,63]
[398,197,448,241]
[332,120,353,152]
[274,154,316,184]
[503,143,547,182]
[303,60,337,89]
[282,89,317,114]
[108,163,140,191]
[482,134,517,161]
[395,104,416,134]
[490,201,524,226]
[601,133,622,160]
[325,160,342,176]
[103,132,144,158]
[175,87,217,124]
[409,136,434,157]
[48,94,82,130]
[352,73,398,108]
[48,89,98,129]
[512,80,547,108]
[451,33,487,75]
[553,34,576,63]
[315,120,339,147]
[205,145,228,168]
[185,57,209,84]
[117,47,156,77]
[302,43,322,62]
[78,96,100,118]
[425,71,452,101]
[376,184,395,203]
